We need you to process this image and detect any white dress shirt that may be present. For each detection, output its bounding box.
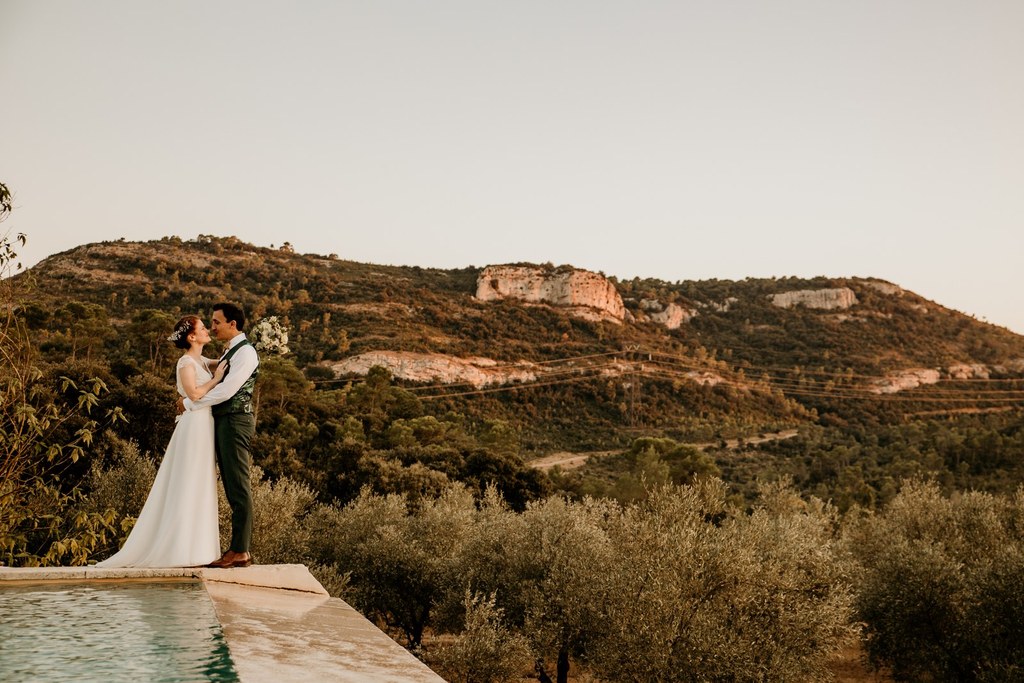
[184,333,260,411]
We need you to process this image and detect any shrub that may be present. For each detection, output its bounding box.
[244,466,317,566]
[449,489,615,683]
[83,434,157,519]
[846,480,1024,681]
[1,225,123,566]
[590,480,855,682]
[80,435,157,558]
[305,485,476,648]
[429,592,532,683]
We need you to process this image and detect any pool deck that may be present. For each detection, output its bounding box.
[0,564,445,683]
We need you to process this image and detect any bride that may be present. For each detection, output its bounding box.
[97,316,226,568]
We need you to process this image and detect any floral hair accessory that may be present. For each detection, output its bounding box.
[167,321,190,343]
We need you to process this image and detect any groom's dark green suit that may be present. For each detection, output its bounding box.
[212,338,259,553]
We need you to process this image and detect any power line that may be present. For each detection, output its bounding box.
[641,367,1024,404]
[642,356,1024,396]
[307,346,1024,408]
[418,367,641,401]
[630,359,1024,405]
[647,349,1024,384]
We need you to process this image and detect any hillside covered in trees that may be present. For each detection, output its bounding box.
[5,226,1024,681]
[12,234,1024,510]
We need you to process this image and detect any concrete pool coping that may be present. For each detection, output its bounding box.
[0,565,445,683]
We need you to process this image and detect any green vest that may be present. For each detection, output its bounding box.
[212,339,260,416]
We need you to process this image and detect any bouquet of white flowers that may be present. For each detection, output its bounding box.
[248,316,290,355]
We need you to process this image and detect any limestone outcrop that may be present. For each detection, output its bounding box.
[857,280,904,296]
[771,288,858,310]
[699,297,738,313]
[639,299,697,330]
[870,364,1000,393]
[476,266,625,323]
[330,351,538,388]
[682,370,725,387]
[872,368,941,394]
[330,350,731,391]
[946,363,990,380]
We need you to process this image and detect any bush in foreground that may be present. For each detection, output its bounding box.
[846,480,1024,682]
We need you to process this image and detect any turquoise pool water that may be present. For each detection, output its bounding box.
[0,581,239,682]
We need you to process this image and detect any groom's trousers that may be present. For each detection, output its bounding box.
[215,413,255,553]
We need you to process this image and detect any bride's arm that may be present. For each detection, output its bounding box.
[202,356,221,371]
[179,362,228,401]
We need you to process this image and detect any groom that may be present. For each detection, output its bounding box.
[181,302,260,568]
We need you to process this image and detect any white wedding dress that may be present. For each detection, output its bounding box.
[96,355,221,568]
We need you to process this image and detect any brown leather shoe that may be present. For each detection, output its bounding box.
[230,557,253,568]
[206,552,235,569]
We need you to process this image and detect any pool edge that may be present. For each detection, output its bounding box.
[0,564,328,594]
[0,565,446,682]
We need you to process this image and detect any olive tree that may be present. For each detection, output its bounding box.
[307,485,476,648]
[429,592,532,683]
[453,490,615,683]
[846,480,1024,682]
[590,480,854,682]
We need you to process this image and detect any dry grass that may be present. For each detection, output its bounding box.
[829,643,893,683]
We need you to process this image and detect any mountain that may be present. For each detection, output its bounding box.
[17,235,1024,507]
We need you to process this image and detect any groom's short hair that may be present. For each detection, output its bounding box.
[214,302,246,332]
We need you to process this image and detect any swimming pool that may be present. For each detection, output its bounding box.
[0,580,239,682]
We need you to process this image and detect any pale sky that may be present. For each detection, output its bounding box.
[2,1,1022,333]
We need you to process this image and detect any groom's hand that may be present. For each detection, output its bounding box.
[176,397,186,414]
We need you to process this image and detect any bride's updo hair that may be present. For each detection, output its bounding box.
[168,316,201,350]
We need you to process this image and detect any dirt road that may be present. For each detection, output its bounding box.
[529,429,800,471]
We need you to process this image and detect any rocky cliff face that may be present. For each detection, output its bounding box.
[476,266,626,323]
[771,288,858,310]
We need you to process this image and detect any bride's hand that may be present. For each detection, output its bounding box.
[214,361,228,383]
